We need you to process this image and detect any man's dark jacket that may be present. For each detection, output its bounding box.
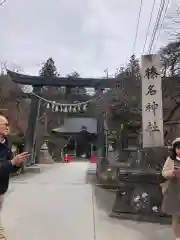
[0,138,19,194]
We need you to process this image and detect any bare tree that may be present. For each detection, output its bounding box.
[159,39,180,77]
[164,1,180,40]
[0,0,7,7]
[0,74,29,135]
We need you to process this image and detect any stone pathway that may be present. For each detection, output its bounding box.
[1,162,174,240]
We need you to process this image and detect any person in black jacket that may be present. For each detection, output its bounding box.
[0,114,28,239]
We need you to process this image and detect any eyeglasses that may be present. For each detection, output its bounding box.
[0,123,9,127]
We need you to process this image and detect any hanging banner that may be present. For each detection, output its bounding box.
[141,54,164,148]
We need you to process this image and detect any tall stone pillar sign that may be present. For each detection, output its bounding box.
[141,54,164,148]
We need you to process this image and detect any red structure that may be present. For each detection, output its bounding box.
[64,154,72,163]
[91,155,96,164]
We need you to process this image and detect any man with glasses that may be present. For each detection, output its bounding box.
[0,114,28,239]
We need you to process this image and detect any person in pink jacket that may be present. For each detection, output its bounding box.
[162,138,180,239]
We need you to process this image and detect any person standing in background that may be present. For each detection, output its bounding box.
[162,138,180,240]
[0,114,28,239]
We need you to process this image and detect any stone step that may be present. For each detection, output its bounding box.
[25,165,41,173]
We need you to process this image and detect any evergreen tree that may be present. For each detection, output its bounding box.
[126,54,141,79]
[39,57,62,92]
[66,71,86,95]
[66,71,80,79]
[39,58,59,77]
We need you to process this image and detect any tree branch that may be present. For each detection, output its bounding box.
[164,100,180,122]
[0,0,6,6]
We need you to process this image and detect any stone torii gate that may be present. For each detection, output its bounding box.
[7,70,120,169]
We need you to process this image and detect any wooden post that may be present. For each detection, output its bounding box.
[96,88,105,172]
[22,86,42,171]
[44,112,48,135]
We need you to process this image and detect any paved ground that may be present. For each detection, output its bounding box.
[1,162,174,240]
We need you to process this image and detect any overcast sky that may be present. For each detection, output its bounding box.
[0,0,175,77]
